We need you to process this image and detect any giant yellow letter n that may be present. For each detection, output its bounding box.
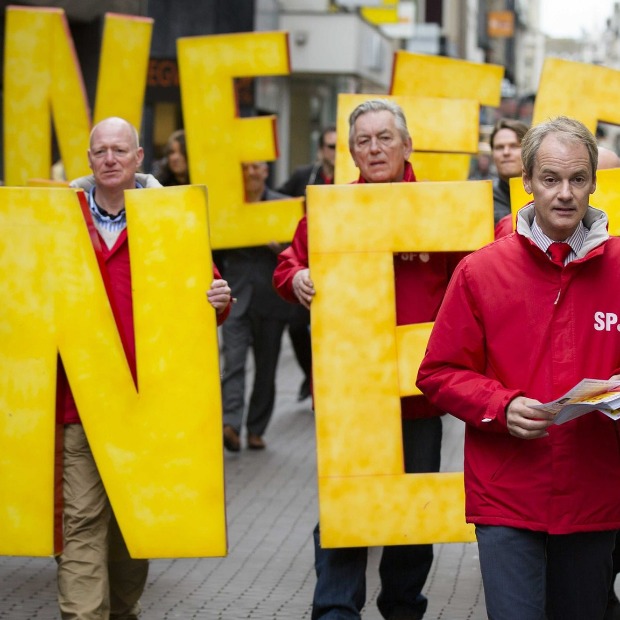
[3,7,152,185]
[0,186,226,557]
[177,32,303,249]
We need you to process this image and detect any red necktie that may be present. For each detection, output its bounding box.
[547,242,572,266]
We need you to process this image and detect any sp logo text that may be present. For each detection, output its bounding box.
[594,312,620,332]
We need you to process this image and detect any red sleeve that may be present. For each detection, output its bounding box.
[212,262,231,325]
[494,214,513,239]
[416,259,522,432]
[273,216,309,304]
[447,251,469,278]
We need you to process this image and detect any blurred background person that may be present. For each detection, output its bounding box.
[468,142,495,181]
[278,125,336,196]
[220,162,292,451]
[490,118,529,226]
[153,129,189,186]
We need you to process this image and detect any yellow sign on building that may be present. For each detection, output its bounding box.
[487,11,515,38]
[361,0,399,25]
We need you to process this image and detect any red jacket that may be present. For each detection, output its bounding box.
[494,212,513,239]
[417,205,620,533]
[273,162,463,418]
[59,226,229,425]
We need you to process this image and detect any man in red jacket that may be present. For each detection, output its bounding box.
[58,117,231,620]
[417,116,620,620]
[490,118,528,234]
[274,99,461,620]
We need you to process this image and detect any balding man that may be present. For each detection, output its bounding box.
[57,117,231,619]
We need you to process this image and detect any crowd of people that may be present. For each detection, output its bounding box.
[48,99,620,620]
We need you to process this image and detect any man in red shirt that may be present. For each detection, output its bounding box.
[58,117,231,619]
[274,99,461,620]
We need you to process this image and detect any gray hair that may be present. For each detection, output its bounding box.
[521,116,598,178]
[348,99,410,149]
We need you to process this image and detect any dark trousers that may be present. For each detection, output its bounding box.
[476,525,617,620]
[311,417,442,619]
[221,308,287,436]
[288,304,312,380]
[612,533,620,580]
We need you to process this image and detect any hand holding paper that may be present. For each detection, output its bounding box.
[531,378,620,425]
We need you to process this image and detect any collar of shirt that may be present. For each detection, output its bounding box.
[530,217,588,264]
[88,182,143,233]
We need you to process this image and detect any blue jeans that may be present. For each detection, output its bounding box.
[312,417,442,619]
[476,525,617,620]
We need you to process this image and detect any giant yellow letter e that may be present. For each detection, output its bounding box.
[308,181,495,547]
[177,32,303,249]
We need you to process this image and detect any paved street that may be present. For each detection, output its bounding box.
[0,334,487,619]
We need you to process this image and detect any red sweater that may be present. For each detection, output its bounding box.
[59,227,228,424]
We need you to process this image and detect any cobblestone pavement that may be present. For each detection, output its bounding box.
[0,334,488,619]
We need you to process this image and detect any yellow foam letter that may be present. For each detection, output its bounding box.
[93,13,153,129]
[3,7,152,185]
[0,186,226,557]
[391,51,503,104]
[308,181,495,547]
[533,58,620,130]
[177,32,303,249]
[335,93,480,184]
[389,52,503,181]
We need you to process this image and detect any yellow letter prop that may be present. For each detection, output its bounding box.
[3,7,152,186]
[502,57,620,234]
[389,52,503,181]
[0,186,226,558]
[533,57,620,130]
[335,93,480,184]
[308,181,495,547]
[594,168,620,236]
[391,51,503,105]
[178,31,303,249]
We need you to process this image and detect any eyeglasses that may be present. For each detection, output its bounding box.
[324,144,336,150]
